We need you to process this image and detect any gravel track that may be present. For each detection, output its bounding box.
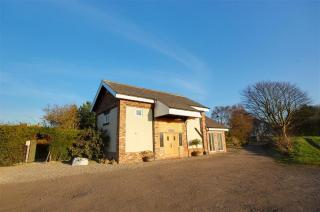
[0,148,319,212]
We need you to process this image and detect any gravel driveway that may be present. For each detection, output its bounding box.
[1,147,319,212]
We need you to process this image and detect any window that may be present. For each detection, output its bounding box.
[209,133,215,151]
[136,109,143,117]
[160,133,164,147]
[179,133,182,146]
[217,133,223,150]
[104,111,110,125]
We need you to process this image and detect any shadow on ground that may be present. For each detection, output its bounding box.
[305,137,320,150]
[241,143,283,161]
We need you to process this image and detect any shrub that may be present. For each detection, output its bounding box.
[68,128,105,161]
[140,150,153,158]
[190,139,201,147]
[0,125,40,166]
[0,125,79,166]
[140,150,153,162]
[49,129,78,161]
[0,126,25,166]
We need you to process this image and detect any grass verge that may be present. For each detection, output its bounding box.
[278,137,320,165]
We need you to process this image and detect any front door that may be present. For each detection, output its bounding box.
[164,132,179,156]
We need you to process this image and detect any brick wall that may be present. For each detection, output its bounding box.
[200,112,209,153]
[118,100,153,163]
[154,117,188,160]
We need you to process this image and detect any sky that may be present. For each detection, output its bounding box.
[0,0,319,123]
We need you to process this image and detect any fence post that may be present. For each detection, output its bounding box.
[25,140,31,163]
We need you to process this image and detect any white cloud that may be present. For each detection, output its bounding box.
[56,1,210,75]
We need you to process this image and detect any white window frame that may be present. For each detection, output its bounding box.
[136,109,143,117]
[209,133,215,152]
[104,111,110,125]
[217,133,224,151]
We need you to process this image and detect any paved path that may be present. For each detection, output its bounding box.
[1,148,319,211]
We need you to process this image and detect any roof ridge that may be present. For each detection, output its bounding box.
[103,80,189,99]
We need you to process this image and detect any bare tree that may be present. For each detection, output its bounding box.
[211,106,231,126]
[242,81,310,152]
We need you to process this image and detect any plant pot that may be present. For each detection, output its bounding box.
[142,157,153,162]
[191,151,201,156]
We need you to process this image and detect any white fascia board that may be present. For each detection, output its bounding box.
[207,128,229,131]
[191,106,209,112]
[90,81,117,112]
[115,94,155,103]
[169,108,201,118]
[102,81,117,96]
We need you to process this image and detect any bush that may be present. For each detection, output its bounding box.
[189,139,201,147]
[49,129,78,161]
[68,128,105,161]
[0,125,79,166]
[140,150,153,158]
[0,125,27,166]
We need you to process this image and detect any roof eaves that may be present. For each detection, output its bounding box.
[91,81,118,112]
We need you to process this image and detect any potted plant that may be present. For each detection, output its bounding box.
[190,139,202,156]
[140,150,154,162]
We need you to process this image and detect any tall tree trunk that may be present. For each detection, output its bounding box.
[282,125,291,152]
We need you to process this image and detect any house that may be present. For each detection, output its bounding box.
[91,80,229,163]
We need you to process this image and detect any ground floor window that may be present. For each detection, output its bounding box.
[178,133,182,146]
[217,133,223,151]
[209,133,215,151]
[208,132,224,151]
[160,133,164,147]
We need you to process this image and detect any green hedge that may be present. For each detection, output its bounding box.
[0,125,79,166]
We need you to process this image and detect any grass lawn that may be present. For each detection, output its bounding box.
[280,137,320,165]
[305,136,320,145]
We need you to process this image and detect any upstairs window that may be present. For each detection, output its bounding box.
[104,111,110,125]
[136,109,143,117]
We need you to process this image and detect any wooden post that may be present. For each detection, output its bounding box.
[25,140,31,163]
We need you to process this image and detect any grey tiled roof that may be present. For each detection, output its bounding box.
[104,80,208,111]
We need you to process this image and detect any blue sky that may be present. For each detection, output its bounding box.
[0,0,319,123]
